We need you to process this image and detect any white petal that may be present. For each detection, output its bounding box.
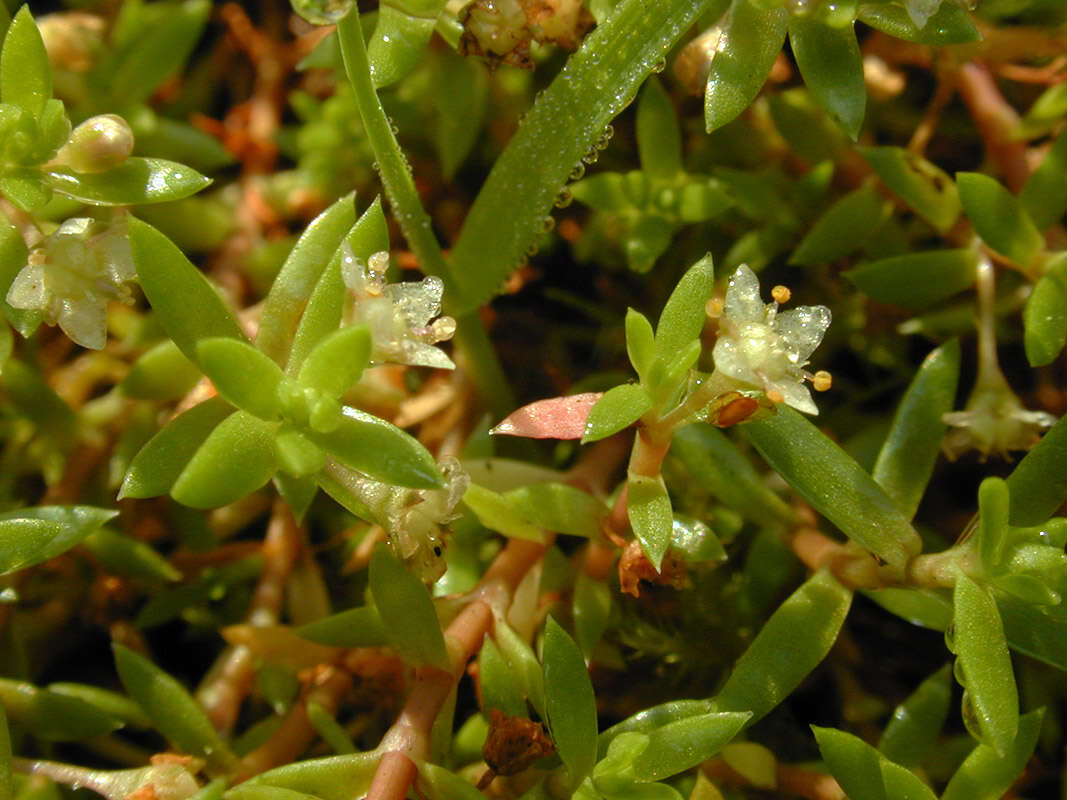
[774,378,818,415]
[712,335,761,385]
[724,264,766,324]
[775,306,831,363]
[57,297,108,349]
[6,263,48,310]
[386,276,444,327]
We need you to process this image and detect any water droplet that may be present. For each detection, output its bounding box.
[291,0,355,25]
[554,188,573,209]
[388,117,399,135]
[525,242,539,257]
[943,623,956,653]
[581,149,599,165]
[651,56,667,73]
[569,163,585,181]
[538,216,555,234]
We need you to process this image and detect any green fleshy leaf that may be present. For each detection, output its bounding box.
[877,664,952,767]
[632,712,750,781]
[503,483,607,539]
[119,397,232,500]
[495,621,546,718]
[274,473,319,522]
[813,726,937,800]
[953,573,1019,755]
[0,171,51,212]
[1019,128,1067,230]
[744,406,922,571]
[626,214,674,273]
[872,339,960,519]
[479,636,526,718]
[637,78,682,179]
[461,483,544,542]
[44,160,211,206]
[787,17,864,140]
[0,506,117,575]
[45,683,152,729]
[135,555,262,629]
[543,617,598,788]
[121,340,202,402]
[856,1,980,44]
[940,710,1043,800]
[130,218,248,366]
[860,147,960,233]
[0,7,51,118]
[1024,256,1067,366]
[0,678,121,741]
[627,471,673,570]
[573,572,612,657]
[653,253,714,363]
[704,0,787,133]
[432,49,488,180]
[571,173,632,213]
[625,308,656,381]
[112,644,236,769]
[977,477,1010,572]
[297,325,371,399]
[790,185,889,265]
[295,606,387,648]
[367,0,446,88]
[715,570,851,723]
[957,172,1044,267]
[170,411,278,508]
[257,195,357,366]
[197,338,284,420]
[242,754,379,800]
[864,586,952,631]
[309,406,443,489]
[582,384,652,443]
[1005,412,1067,526]
[369,543,449,669]
[81,528,182,583]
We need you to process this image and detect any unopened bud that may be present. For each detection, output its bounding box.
[55,114,134,174]
[37,12,105,71]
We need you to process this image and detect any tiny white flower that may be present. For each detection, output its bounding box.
[6,217,134,349]
[711,264,831,415]
[341,248,456,369]
[905,0,942,28]
[943,376,1056,461]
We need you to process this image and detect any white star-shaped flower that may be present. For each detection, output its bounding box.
[711,264,831,415]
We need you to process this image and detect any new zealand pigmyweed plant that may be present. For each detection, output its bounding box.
[2,0,1067,798]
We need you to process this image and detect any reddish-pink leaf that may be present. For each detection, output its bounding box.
[491,393,604,439]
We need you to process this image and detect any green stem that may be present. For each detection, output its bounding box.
[335,10,514,415]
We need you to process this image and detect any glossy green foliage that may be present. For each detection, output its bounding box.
[297,325,371,398]
[941,710,1043,800]
[653,254,714,364]
[479,635,526,717]
[625,309,656,381]
[877,664,952,767]
[295,606,387,648]
[787,16,864,140]
[197,338,285,420]
[542,617,598,787]
[630,712,748,781]
[1,8,50,119]
[952,573,1018,755]
[0,677,123,741]
[637,79,681,180]
[856,1,980,44]
[872,340,960,519]
[45,159,209,206]
[0,506,116,574]
[814,726,936,800]
[369,544,449,669]
[861,147,960,232]
[573,572,612,657]
[121,340,202,402]
[1020,128,1067,230]
[582,384,652,443]
[243,754,379,800]
[790,184,888,265]
[957,172,1044,267]
[744,407,922,570]
[1023,254,1067,366]
[461,484,544,541]
[1005,412,1067,526]
[170,411,278,508]
[846,250,976,309]
[627,471,673,569]
[112,644,235,771]
[715,571,852,722]
[81,528,181,583]
[495,621,546,718]
[705,0,786,133]
[367,0,447,88]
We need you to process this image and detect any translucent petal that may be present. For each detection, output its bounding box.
[905,0,942,27]
[774,305,831,363]
[774,378,818,415]
[6,262,47,310]
[386,276,444,327]
[724,264,766,324]
[58,295,107,349]
[713,335,761,385]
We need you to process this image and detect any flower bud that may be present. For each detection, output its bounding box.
[54,114,135,174]
[37,12,105,72]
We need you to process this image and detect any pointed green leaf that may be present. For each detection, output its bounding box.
[957,172,1044,267]
[744,406,922,570]
[632,712,750,781]
[197,338,284,420]
[813,727,937,800]
[977,477,1010,572]
[626,214,674,273]
[45,159,211,206]
[543,617,597,787]
[1020,128,1067,230]
[461,483,544,542]
[1005,412,1067,526]
[0,506,117,575]
[495,621,545,718]
[0,678,121,741]
[625,308,656,381]
[121,340,202,402]
[716,571,851,723]
[241,754,379,800]
[877,664,952,767]
[368,1,446,88]
[479,635,526,718]
[81,528,182,583]
[274,473,319,522]
[790,185,888,265]
[0,171,51,212]
[573,572,612,657]
[1,7,51,118]
[130,218,247,365]
[637,77,682,179]
[788,17,864,140]
[369,543,449,669]
[856,1,980,44]
[119,397,232,500]
[941,710,1043,800]
[503,483,607,539]
[627,471,673,570]
[653,253,714,362]
[297,325,371,399]
[872,340,960,519]
[860,147,960,233]
[953,573,1018,755]
[308,406,443,489]
[582,384,652,443]
[171,411,278,508]
[257,195,358,365]
[1024,261,1067,367]
[112,644,235,769]
[705,0,788,133]
[432,49,489,180]
[846,249,976,308]
[296,606,387,648]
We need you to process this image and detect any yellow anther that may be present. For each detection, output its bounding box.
[812,370,833,392]
[771,285,791,304]
[706,297,724,318]
[766,388,785,404]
